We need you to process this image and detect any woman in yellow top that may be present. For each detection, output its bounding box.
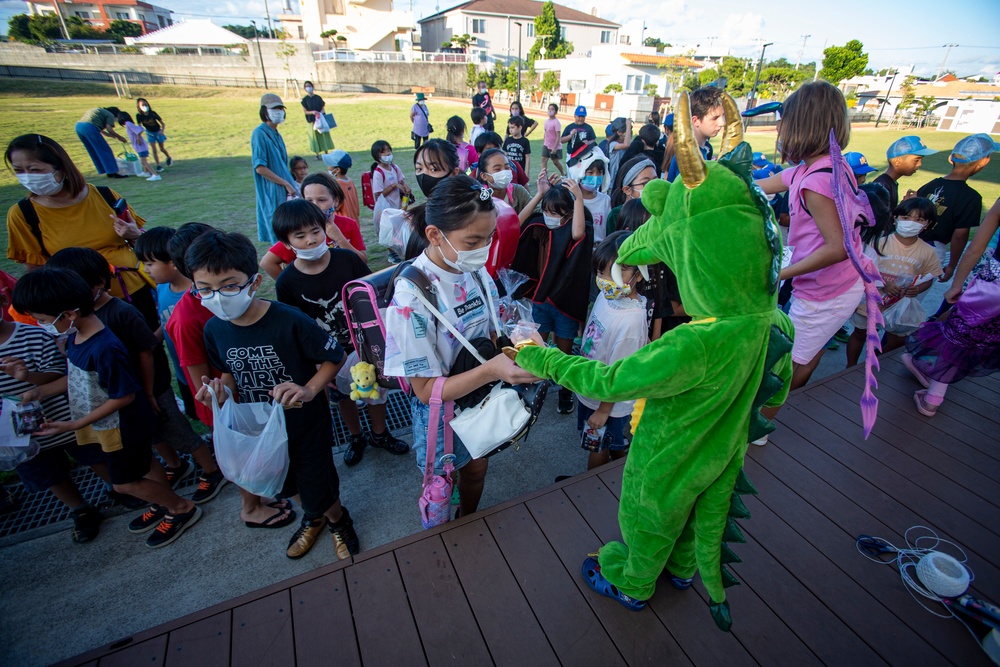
[4,134,157,328]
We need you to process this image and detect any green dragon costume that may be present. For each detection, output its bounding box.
[514,92,794,631]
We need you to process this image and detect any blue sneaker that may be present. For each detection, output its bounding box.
[581,557,647,611]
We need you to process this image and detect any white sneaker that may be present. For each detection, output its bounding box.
[750,435,768,446]
[146,174,162,181]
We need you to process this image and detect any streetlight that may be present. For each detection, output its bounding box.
[514,21,523,102]
[251,20,268,89]
[744,41,772,129]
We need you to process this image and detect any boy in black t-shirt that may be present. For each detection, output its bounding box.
[916,133,997,282]
[14,268,201,549]
[189,230,360,562]
[561,106,597,159]
[503,116,532,179]
[873,136,937,210]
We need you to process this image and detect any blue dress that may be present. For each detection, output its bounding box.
[251,123,294,243]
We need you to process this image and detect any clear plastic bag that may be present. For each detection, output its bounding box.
[0,397,39,471]
[882,296,926,336]
[378,208,411,258]
[496,269,537,339]
[208,385,290,498]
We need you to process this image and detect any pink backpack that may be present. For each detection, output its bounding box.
[419,377,454,529]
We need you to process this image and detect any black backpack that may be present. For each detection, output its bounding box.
[16,185,118,255]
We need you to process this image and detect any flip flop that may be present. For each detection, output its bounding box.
[581,557,647,611]
[245,508,296,529]
[267,498,294,511]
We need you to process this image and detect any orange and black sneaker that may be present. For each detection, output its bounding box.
[128,505,167,534]
[191,470,228,504]
[164,459,195,489]
[146,506,203,549]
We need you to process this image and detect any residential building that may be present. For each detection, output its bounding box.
[24,0,174,34]
[854,74,1000,122]
[534,45,704,99]
[418,0,619,64]
[277,0,414,51]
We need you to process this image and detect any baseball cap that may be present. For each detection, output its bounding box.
[886,136,937,160]
[605,123,615,137]
[752,151,769,167]
[844,151,877,176]
[950,133,1000,163]
[574,105,587,117]
[260,93,284,109]
[663,113,674,130]
[322,149,352,171]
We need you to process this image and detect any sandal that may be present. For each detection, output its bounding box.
[581,557,647,611]
[267,498,294,511]
[244,508,296,529]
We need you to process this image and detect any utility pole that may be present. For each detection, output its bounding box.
[874,68,898,128]
[264,0,274,37]
[744,41,772,128]
[813,38,827,81]
[251,20,268,88]
[795,34,810,70]
[50,0,71,41]
[937,43,958,80]
[514,21,523,102]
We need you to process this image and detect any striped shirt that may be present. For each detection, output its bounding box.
[0,323,75,450]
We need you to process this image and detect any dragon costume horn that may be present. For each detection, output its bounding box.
[718,93,744,156]
[675,92,707,189]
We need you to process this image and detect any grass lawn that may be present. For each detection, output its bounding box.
[2,78,998,298]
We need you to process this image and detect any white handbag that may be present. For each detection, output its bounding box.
[408,272,544,458]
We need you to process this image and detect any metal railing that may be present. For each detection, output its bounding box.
[314,49,490,64]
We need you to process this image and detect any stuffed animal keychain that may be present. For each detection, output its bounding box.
[348,361,381,401]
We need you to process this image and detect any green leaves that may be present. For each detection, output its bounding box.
[819,40,869,85]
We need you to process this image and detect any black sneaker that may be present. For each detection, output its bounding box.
[191,470,228,504]
[146,506,202,548]
[165,459,195,489]
[166,156,173,167]
[328,507,360,560]
[71,505,103,543]
[107,172,129,179]
[557,388,574,414]
[107,489,146,509]
[343,433,367,467]
[368,429,409,455]
[128,505,167,533]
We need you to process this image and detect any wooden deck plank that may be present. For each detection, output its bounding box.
[966,374,1000,393]
[881,360,1000,427]
[290,571,361,667]
[594,464,822,667]
[395,535,494,667]
[809,382,1000,488]
[231,590,295,667]
[745,456,991,666]
[788,391,1000,525]
[347,552,427,666]
[777,404,1000,558]
[444,518,559,666]
[485,504,626,666]
[164,612,231,667]
[525,488,698,666]
[96,636,168,667]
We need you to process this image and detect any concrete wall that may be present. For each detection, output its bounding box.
[0,42,468,96]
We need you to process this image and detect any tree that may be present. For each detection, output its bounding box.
[490,58,506,91]
[466,63,479,90]
[717,56,753,97]
[29,14,67,41]
[643,83,659,97]
[897,75,917,113]
[644,37,670,52]
[913,96,938,127]
[540,70,560,93]
[106,19,142,43]
[527,1,573,66]
[276,34,298,79]
[7,14,33,42]
[505,64,519,94]
[603,83,623,93]
[819,39,869,85]
[452,33,472,51]
[224,24,276,39]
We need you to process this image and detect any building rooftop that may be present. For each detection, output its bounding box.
[131,19,247,45]
[419,0,619,27]
[620,53,701,68]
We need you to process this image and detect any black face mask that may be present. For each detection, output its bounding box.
[416,172,447,198]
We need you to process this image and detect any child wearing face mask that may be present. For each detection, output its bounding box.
[322,150,360,223]
[135,98,171,172]
[574,155,612,243]
[577,231,648,470]
[476,148,531,215]
[370,140,411,237]
[846,197,942,366]
[385,175,537,519]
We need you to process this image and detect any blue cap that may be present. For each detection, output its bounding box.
[605,123,615,137]
[951,133,1000,163]
[886,136,938,160]
[844,151,877,176]
[752,151,769,167]
[574,105,587,117]
[322,149,352,171]
[663,113,674,130]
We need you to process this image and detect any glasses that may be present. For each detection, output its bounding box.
[191,274,257,301]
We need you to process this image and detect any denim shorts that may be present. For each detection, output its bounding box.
[532,301,579,340]
[411,395,472,475]
[137,150,149,158]
[15,443,106,494]
[146,131,167,144]
[577,402,629,452]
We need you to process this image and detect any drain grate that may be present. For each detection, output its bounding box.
[0,390,413,544]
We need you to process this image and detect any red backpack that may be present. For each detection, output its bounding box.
[361,166,388,210]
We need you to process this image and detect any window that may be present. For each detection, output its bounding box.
[600,30,611,44]
[297,25,304,39]
[472,18,486,34]
[619,34,630,45]
[138,13,145,20]
[158,15,166,27]
[75,11,90,18]
[560,26,566,39]
[116,12,129,19]
[626,74,642,92]
[527,24,534,37]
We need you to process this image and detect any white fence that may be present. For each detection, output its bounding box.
[314,49,492,64]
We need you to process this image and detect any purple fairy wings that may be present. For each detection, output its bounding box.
[828,129,884,438]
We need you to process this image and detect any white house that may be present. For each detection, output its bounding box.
[855,74,1000,124]
[278,0,415,51]
[534,45,704,99]
[418,0,619,64]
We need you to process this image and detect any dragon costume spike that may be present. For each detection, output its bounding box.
[720,543,743,565]
[721,566,741,588]
[734,469,759,496]
[729,493,752,520]
[722,517,747,544]
[710,600,733,632]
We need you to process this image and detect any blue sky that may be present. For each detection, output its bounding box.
[3,0,998,78]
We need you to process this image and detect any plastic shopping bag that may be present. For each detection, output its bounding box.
[378,208,412,257]
[208,385,290,498]
[0,397,39,471]
[882,296,926,336]
[314,112,330,134]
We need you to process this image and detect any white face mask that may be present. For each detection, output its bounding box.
[267,109,285,125]
[292,244,329,261]
[305,86,314,94]
[543,214,563,230]
[480,87,488,94]
[895,218,925,238]
[199,278,257,321]
[40,311,77,338]
[139,105,149,112]
[489,169,513,190]
[440,234,490,273]
[380,154,393,165]
[17,172,63,196]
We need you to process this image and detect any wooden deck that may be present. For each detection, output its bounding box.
[60,353,1000,666]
